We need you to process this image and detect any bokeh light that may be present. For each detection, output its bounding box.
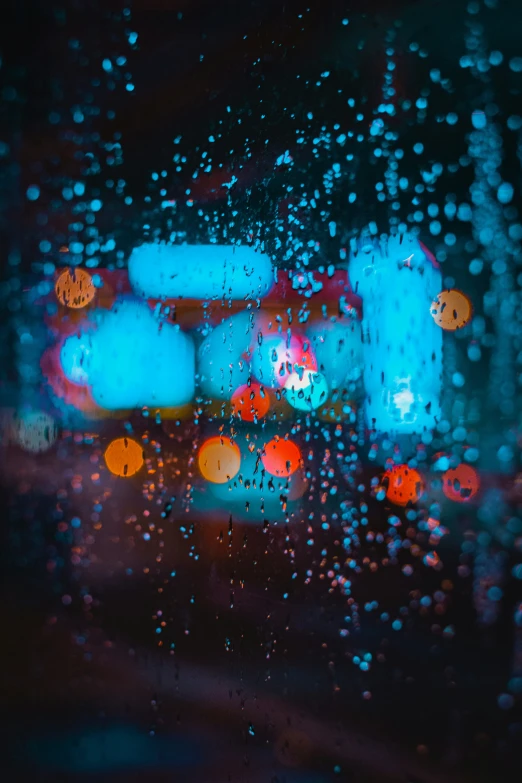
[60,333,94,385]
[442,464,480,502]
[251,332,317,388]
[284,370,329,411]
[231,382,270,421]
[431,289,472,331]
[198,436,241,483]
[129,243,274,300]
[261,437,301,477]
[384,464,424,506]
[104,437,144,477]
[55,268,96,309]
[12,410,57,453]
[349,234,443,434]
[60,300,195,410]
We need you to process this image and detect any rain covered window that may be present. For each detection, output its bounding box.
[1,0,522,780]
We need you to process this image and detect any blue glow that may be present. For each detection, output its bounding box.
[60,299,195,409]
[24,724,201,772]
[306,320,362,389]
[128,243,274,300]
[60,333,95,385]
[26,185,40,201]
[497,182,514,204]
[198,310,254,400]
[349,233,442,434]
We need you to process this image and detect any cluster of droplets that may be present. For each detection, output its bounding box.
[6,1,522,739]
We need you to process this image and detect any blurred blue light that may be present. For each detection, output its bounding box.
[349,234,442,434]
[129,243,274,300]
[306,320,362,389]
[60,299,195,410]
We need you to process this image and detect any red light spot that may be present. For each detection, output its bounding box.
[385,464,423,506]
[442,464,479,502]
[231,382,270,422]
[261,437,301,477]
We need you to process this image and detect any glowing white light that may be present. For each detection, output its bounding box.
[284,370,329,411]
[251,333,310,388]
[390,378,415,419]
[12,410,57,453]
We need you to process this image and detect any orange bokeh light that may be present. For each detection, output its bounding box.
[431,289,472,331]
[198,436,241,483]
[104,437,144,477]
[55,268,96,309]
[231,383,270,422]
[385,464,423,506]
[442,464,480,502]
[261,437,301,477]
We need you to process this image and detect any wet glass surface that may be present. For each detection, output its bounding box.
[1,1,522,781]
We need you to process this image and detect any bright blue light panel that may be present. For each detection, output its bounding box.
[348,233,443,434]
[128,243,274,300]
